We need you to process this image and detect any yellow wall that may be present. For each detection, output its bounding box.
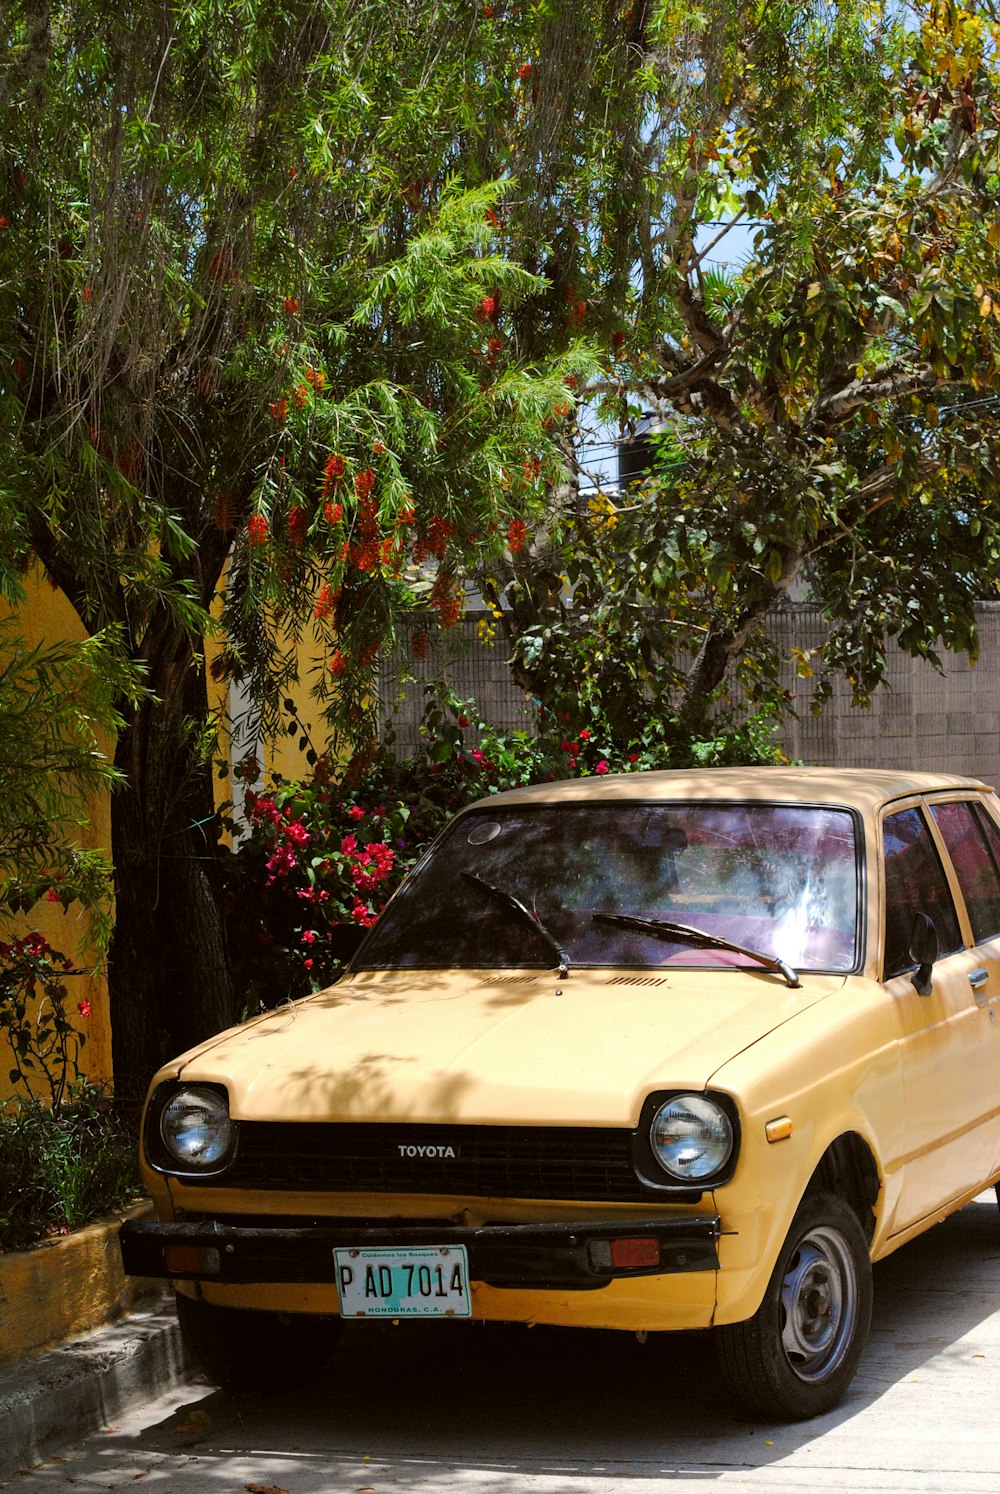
[3,570,329,1104]
[0,568,113,1103]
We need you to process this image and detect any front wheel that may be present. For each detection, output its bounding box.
[715,1190,872,1420]
[175,1290,342,1393]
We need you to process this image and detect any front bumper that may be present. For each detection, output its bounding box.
[120,1213,721,1291]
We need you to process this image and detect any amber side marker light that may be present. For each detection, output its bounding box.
[765,1116,794,1144]
[164,1244,221,1276]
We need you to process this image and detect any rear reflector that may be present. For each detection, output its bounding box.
[163,1244,221,1276]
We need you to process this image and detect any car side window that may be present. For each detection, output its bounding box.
[882,807,962,979]
[930,800,1000,944]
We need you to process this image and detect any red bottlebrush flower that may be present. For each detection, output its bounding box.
[329,649,348,677]
[424,515,456,559]
[47,887,61,902]
[397,503,415,526]
[355,466,376,500]
[77,999,92,1018]
[484,206,500,228]
[269,397,288,424]
[0,215,11,230]
[517,62,532,79]
[358,639,380,668]
[283,296,299,315]
[306,367,326,390]
[214,492,233,533]
[579,728,591,740]
[288,166,298,179]
[321,452,345,498]
[507,517,528,553]
[247,514,269,547]
[595,759,609,774]
[314,583,338,619]
[286,505,307,546]
[372,441,387,456]
[476,294,498,323]
[486,335,503,364]
[483,3,493,14]
[431,572,462,628]
[81,285,92,303]
[612,330,626,350]
[293,383,308,408]
[208,248,234,282]
[324,501,343,525]
[411,627,429,661]
[522,455,542,482]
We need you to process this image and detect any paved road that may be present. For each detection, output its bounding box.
[7,1194,1000,1494]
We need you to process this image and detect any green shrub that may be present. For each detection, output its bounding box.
[0,1088,141,1253]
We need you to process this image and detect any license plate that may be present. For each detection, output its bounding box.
[334,1245,471,1318]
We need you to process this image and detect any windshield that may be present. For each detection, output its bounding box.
[357,801,860,974]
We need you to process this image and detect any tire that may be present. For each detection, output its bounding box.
[175,1290,342,1394]
[715,1189,872,1421]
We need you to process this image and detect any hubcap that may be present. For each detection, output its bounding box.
[779,1224,858,1383]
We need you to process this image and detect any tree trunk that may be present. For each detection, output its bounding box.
[108,627,236,1102]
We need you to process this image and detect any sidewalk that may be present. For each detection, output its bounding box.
[0,1295,193,1481]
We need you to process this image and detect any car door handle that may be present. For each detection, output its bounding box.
[969,967,990,996]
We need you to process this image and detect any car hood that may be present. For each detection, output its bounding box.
[171,967,845,1128]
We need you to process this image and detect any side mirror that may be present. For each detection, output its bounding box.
[909,912,938,997]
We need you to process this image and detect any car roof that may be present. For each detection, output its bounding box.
[462,766,994,817]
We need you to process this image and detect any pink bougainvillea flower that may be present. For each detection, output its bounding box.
[595,759,610,774]
[77,1000,92,1019]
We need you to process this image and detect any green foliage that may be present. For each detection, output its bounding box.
[492,1,1000,728]
[0,623,138,935]
[223,682,786,1005]
[0,1088,140,1253]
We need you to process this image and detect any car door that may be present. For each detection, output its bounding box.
[881,799,998,1235]
[925,794,1000,1178]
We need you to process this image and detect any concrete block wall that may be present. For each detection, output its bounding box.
[380,603,1000,784]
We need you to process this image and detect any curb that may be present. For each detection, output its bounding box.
[0,1295,193,1481]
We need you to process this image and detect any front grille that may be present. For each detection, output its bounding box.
[209,1121,655,1202]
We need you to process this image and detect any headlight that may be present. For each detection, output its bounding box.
[158,1085,233,1169]
[650,1094,734,1181]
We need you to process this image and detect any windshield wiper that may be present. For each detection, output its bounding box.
[462,871,570,978]
[591,913,801,989]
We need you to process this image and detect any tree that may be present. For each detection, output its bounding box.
[485,1,1000,743]
[1,0,606,1094]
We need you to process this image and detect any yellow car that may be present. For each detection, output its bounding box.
[121,767,1000,1419]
